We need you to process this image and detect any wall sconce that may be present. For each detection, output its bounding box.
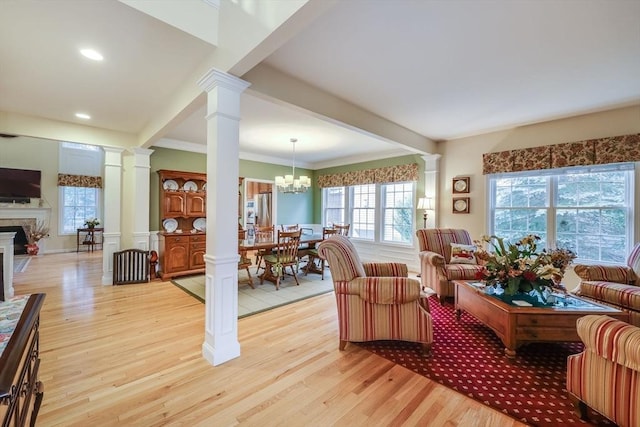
[417,197,433,229]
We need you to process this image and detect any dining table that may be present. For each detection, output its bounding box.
[238,233,324,252]
[239,232,325,285]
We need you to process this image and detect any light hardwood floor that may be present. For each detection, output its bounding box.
[14,251,525,427]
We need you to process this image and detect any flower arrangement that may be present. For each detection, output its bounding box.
[473,234,577,299]
[22,220,50,244]
[84,218,101,228]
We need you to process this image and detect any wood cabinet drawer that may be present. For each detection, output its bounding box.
[190,242,206,250]
[516,327,580,342]
[516,314,579,328]
[190,235,205,242]
[165,235,187,244]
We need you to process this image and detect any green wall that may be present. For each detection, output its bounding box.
[149,147,315,230]
[149,147,424,230]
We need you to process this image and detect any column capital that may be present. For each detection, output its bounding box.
[128,147,154,168]
[197,68,251,94]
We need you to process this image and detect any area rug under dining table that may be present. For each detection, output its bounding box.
[358,295,613,427]
[172,269,334,318]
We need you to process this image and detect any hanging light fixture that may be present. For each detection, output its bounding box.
[275,138,311,193]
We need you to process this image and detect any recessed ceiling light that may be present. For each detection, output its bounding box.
[80,49,103,61]
[75,113,91,120]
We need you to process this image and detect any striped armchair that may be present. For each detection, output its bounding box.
[573,243,640,326]
[317,235,433,355]
[416,228,484,304]
[567,315,640,426]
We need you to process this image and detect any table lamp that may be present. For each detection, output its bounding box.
[417,197,433,229]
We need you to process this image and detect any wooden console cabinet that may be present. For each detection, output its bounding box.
[157,170,207,280]
[1,293,46,427]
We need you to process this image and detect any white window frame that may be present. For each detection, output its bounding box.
[59,186,102,234]
[58,142,104,235]
[322,181,416,246]
[381,182,414,244]
[487,163,635,265]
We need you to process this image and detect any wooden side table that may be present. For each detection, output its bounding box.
[76,227,104,252]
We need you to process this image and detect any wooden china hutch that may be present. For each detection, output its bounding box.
[157,170,207,280]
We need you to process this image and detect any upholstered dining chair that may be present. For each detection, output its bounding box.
[318,235,433,355]
[304,226,339,279]
[416,228,484,304]
[260,229,302,290]
[254,225,275,274]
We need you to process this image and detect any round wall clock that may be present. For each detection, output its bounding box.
[453,197,470,214]
[453,177,470,193]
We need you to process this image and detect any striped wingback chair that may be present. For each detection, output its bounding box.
[416,228,484,304]
[567,315,640,426]
[317,235,433,355]
[573,242,640,326]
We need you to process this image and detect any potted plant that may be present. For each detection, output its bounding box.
[473,234,576,304]
[22,220,50,255]
[84,218,100,229]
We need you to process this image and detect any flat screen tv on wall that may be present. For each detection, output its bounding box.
[0,167,41,203]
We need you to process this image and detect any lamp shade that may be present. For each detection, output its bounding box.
[417,197,433,210]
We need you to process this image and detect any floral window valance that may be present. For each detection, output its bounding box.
[57,173,103,188]
[483,133,640,175]
[317,163,419,188]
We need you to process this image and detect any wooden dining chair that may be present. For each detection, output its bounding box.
[260,229,302,290]
[334,224,350,237]
[254,225,275,274]
[280,224,299,231]
[238,229,254,288]
[304,227,339,280]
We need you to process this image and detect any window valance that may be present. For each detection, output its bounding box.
[57,174,103,188]
[482,133,640,175]
[317,163,419,188]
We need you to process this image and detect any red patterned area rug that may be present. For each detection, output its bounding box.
[357,296,614,427]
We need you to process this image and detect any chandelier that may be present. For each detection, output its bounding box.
[275,138,310,193]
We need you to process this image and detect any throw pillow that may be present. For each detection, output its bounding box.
[450,243,477,264]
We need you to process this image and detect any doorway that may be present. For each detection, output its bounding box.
[243,179,275,231]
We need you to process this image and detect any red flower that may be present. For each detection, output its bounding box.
[475,269,486,280]
[523,271,537,282]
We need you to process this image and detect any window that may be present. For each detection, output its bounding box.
[489,163,634,264]
[322,181,415,244]
[61,186,100,233]
[58,142,103,234]
[382,182,413,243]
[323,187,345,227]
[351,184,376,240]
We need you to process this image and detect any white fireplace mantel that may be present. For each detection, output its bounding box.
[0,206,51,223]
[0,231,16,299]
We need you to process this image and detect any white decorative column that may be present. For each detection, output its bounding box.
[198,68,250,366]
[422,154,441,228]
[130,147,154,250]
[102,147,124,285]
[0,232,15,299]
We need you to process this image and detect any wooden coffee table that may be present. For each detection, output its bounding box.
[453,280,629,358]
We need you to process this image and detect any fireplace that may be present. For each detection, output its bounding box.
[0,226,28,254]
[0,206,50,256]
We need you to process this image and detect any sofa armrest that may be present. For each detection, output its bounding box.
[362,262,408,277]
[574,264,636,284]
[418,250,445,267]
[577,315,640,371]
[352,277,421,304]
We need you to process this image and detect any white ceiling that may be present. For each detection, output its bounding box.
[2,0,639,169]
